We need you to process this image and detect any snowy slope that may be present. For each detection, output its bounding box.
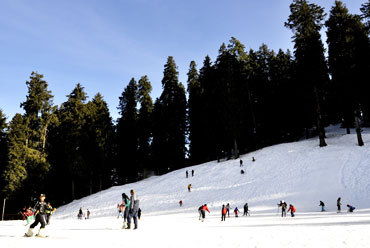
[54,126,370,219]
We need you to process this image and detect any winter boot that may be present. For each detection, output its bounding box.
[36,228,46,238]
[134,224,138,230]
[125,223,131,229]
[25,228,34,237]
[122,221,127,229]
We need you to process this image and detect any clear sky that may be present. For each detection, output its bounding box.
[0,0,365,122]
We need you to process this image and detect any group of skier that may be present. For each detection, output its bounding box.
[320,198,355,213]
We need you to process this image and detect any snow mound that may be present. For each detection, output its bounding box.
[54,126,370,219]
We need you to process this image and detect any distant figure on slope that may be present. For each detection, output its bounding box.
[234,207,240,217]
[188,184,192,192]
[337,197,342,212]
[78,207,84,219]
[243,203,249,216]
[278,200,287,217]
[200,204,210,222]
[319,201,325,212]
[252,157,256,162]
[288,204,296,217]
[347,204,355,213]
[186,170,188,178]
[240,159,243,167]
[45,202,55,224]
[198,205,204,220]
[226,203,231,217]
[117,204,123,218]
[192,170,194,177]
[221,205,227,221]
[86,209,90,219]
[179,200,183,207]
[240,169,244,174]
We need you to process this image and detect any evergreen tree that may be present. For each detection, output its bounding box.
[152,56,186,172]
[137,76,153,175]
[116,78,138,182]
[187,61,203,165]
[0,109,7,183]
[285,0,329,147]
[50,83,88,201]
[360,0,370,32]
[85,93,115,192]
[326,1,367,146]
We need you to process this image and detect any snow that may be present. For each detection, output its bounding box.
[2,126,370,247]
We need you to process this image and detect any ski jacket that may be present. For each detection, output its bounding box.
[348,205,355,211]
[201,205,210,213]
[34,201,48,215]
[288,205,296,213]
[222,208,227,215]
[130,193,139,210]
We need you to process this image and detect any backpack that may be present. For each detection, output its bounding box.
[222,208,227,214]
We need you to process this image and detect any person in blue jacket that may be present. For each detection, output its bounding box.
[347,204,355,212]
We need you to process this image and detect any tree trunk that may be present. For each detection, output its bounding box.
[233,137,239,159]
[71,179,75,200]
[89,171,93,195]
[314,86,327,147]
[354,110,364,146]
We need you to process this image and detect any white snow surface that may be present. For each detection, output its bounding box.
[2,126,370,247]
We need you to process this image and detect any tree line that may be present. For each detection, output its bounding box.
[0,0,369,211]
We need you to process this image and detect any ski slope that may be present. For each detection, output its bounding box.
[2,125,370,247]
[54,126,370,218]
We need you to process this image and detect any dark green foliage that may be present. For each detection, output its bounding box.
[137,76,153,174]
[285,0,329,147]
[116,78,138,182]
[152,56,186,173]
[0,109,8,190]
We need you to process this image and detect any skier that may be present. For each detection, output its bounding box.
[337,197,342,212]
[252,157,256,162]
[186,170,188,178]
[126,189,139,229]
[234,207,240,217]
[198,205,204,220]
[122,193,130,228]
[86,209,90,219]
[287,204,296,217]
[226,203,230,217]
[240,169,245,174]
[200,204,210,222]
[188,184,192,192]
[240,159,243,167]
[347,204,355,212]
[78,207,84,219]
[45,202,55,225]
[192,170,194,177]
[243,203,249,216]
[179,200,183,207]
[25,194,48,237]
[221,205,227,221]
[319,201,325,212]
[278,200,287,217]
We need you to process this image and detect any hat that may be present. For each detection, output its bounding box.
[40,194,46,197]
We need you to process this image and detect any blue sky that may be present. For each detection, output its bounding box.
[0,0,365,121]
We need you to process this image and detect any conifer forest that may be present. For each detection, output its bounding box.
[1,0,370,212]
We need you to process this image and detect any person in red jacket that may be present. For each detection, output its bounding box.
[221,205,227,221]
[288,204,296,217]
[200,204,210,222]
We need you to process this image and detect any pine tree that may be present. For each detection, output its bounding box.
[285,0,329,147]
[152,56,186,172]
[137,76,153,175]
[326,1,367,146]
[0,109,8,194]
[85,93,114,192]
[187,61,203,165]
[116,78,138,182]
